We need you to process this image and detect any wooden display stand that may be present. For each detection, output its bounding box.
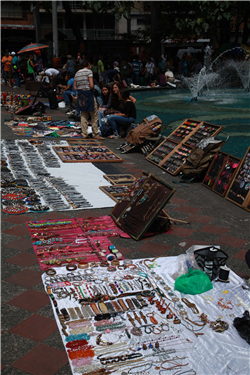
[202,151,241,197]
[225,146,250,211]
[53,144,123,163]
[104,174,136,185]
[146,118,223,175]
[67,139,101,146]
[99,185,131,202]
[110,171,175,240]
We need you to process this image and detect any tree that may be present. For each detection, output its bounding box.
[81,1,134,22]
[62,1,85,45]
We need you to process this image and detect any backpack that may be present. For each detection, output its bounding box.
[126,115,163,146]
[181,138,225,180]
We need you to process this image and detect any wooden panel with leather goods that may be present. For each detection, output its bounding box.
[110,170,175,240]
[52,145,123,163]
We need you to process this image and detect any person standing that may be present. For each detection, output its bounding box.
[97,55,104,82]
[145,58,155,83]
[131,55,142,85]
[74,59,104,140]
[65,55,75,74]
[2,50,13,86]
[27,55,38,81]
[11,52,20,88]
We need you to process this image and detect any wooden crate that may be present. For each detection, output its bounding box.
[225,146,250,210]
[202,151,241,197]
[146,118,223,175]
[104,174,136,185]
[99,185,131,202]
[53,145,123,163]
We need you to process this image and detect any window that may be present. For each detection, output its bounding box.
[86,14,115,30]
[65,13,83,29]
[137,19,146,26]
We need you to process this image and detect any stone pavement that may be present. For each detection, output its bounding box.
[1,83,250,374]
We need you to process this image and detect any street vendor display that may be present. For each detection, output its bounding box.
[146,119,223,175]
[1,139,115,213]
[41,255,250,375]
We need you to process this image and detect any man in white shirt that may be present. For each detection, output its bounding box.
[145,58,155,83]
[165,69,176,87]
[45,68,60,89]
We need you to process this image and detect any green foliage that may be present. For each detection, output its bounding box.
[81,1,134,21]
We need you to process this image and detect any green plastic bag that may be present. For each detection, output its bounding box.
[174,267,213,295]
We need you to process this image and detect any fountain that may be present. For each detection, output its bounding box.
[183,45,249,101]
[223,58,250,91]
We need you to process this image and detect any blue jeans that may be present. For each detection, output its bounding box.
[63,91,73,106]
[132,72,139,85]
[13,72,20,87]
[98,109,105,127]
[107,115,135,136]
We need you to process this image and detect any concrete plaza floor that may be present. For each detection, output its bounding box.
[1,82,250,374]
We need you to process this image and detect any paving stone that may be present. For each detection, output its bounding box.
[187,214,214,224]
[7,290,50,312]
[137,242,172,256]
[5,269,43,288]
[198,224,229,235]
[1,304,32,331]
[1,263,23,281]
[5,253,38,268]
[217,236,248,248]
[174,206,201,214]
[233,249,248,260]
[3,225,30,237]
[1,331,37,366]
[12,344,68,375]
[5,238,33,252]
[9,314,58,342]
[1,281,28,305]
[1,215,35,224]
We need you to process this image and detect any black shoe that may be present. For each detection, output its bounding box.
[69,114,80,121]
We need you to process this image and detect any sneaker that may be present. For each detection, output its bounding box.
[13,86,18,88]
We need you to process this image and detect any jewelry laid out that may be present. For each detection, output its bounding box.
[1,139,95,213]
[41,255,244,375]
[26,217,127,271]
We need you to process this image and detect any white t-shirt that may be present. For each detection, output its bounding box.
[145,62,155,74]
[74,68,93,90]
[165,70,174,78]
[45,68,59,77]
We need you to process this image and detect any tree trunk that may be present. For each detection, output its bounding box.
[242,2,250,45]
[151,1,162,60]
[219,18,231,45]
[62,1,84,44]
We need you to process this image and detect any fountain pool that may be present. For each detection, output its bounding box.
[133,88,250,158]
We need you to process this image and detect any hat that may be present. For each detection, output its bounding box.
[113,61,119,68]
[11,51,16,55]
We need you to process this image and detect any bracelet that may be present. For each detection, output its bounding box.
[66,264,77,271]
[78,262,89,269]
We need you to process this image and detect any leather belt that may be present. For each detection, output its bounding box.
[125,298,135,310]
[90,303,101,315]
[98,302,109,314]
[105,302,116,313]
[118,299,128,311]
[111,301,123,312]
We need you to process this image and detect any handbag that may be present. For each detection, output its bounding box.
[194,246,228,280]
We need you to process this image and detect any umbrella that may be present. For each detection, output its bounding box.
[17,43,49,55]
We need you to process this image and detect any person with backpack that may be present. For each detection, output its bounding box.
[73,59,104,140]
[11,51,20,88]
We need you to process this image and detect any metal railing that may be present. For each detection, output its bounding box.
[58,28,115,40]
[1,10,26,18]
